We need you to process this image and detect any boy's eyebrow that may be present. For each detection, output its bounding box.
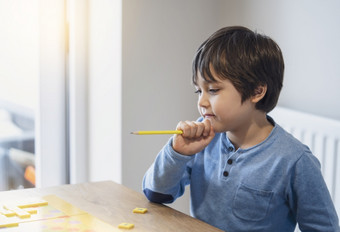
[194,81,224,90]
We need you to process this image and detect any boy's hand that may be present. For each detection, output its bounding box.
[172,119,215,156]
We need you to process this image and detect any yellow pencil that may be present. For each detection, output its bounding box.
[130,130,183,135]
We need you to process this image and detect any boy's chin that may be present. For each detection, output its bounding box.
[212,124,228,133]
[204,119,227,133]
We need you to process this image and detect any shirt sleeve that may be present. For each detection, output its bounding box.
[287,151,340,231]
[142,137,194,204]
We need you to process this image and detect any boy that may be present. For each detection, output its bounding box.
[142,26,339,231]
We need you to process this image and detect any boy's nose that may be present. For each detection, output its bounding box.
[198,93,209,108]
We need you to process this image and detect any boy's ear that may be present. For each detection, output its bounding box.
[251,85,267,103]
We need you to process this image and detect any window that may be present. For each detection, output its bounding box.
[0,0,68,190]
[0,0,39,190]
[0,0,122,190]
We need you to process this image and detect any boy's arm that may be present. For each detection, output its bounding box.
[287,152,340,231]
[143,138,194,204]
[143,118,214,204]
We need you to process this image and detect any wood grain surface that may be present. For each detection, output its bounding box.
[0,181,223,232]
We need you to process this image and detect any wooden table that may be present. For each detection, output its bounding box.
[0,181,223,231]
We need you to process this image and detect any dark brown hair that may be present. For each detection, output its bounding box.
[192,26,284,113]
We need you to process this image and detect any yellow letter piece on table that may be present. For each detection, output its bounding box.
[0,214,19,228]
[0,208,16,217]
[118,222,134,229]
[1,198,47,220]
[17,198,48,208]
[24,208,38,214]
[3,205,31,219]
[132,207,148,214]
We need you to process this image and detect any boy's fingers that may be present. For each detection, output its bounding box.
[203,119,212,137]
[194,121,205,137]
[176,121,186,133]
[177,120,211,138]
[177,121,193,137]
[186,121,199,138]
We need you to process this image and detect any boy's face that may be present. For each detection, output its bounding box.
[195,71,256,133]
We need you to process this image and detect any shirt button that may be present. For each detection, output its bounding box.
[227,159,233,165]
[223,171,229,177]
[228,147,233,152]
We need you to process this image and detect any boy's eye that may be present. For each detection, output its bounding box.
[194,89,202,94]
[209,89,219,93]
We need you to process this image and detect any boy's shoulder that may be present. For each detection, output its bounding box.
[269,122,315,161]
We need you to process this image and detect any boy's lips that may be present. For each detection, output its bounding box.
[204,114,215,118]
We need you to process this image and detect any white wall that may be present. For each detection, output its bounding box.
[87,0,122,184]
[122,0,340,215]
[122,0,222,213]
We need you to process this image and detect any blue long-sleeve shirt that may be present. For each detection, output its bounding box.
[143,117,340,232]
